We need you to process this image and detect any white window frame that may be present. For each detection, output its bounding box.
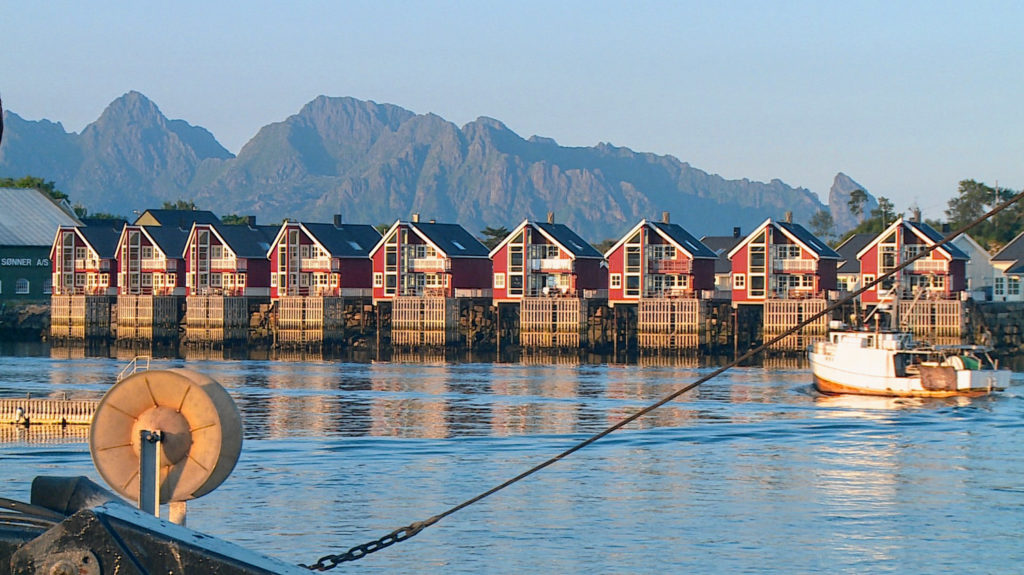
[733,273,746,289]
[610,273,621,289]
[373,272,383,288]
[494,273,505,289]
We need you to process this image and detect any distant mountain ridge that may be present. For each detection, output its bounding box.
[0,91,873,241]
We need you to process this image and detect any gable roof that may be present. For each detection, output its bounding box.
[727,218,839,260]
[856,217,969,261]
[78,219,126,258]
[206,223,278,259]
[835,233,873,274]
[533,222,604,259]
[408,221,490,258]
[302,223,381,258]
[604,219,717,260]
[991,230,1024,264]
[0,187,82,246]
[650,222,717,259]
[134,209,220,228]
[142,225,190,258]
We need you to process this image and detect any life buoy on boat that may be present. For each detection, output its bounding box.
[89,369,242,504]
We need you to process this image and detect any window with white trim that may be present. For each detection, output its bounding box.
[863,274,875,290]
[15,279,29,295]
[733,274,745,289]
[493,273,505,289]
[610,273,621,289]
[373,272,383,288]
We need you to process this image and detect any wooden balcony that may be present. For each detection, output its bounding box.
[408,257,450,272]
[773,258,817,273]
[648,259,691,274]
[530,258,573,272]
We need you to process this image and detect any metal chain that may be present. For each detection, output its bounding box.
[301,520,432,570]
[301,189,1024,570]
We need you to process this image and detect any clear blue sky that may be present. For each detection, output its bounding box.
[3,1,1022,219]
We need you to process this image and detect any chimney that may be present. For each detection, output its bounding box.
[785,211,793,223]
[662,211,670,224]
[733,227,741,238]
[333,214,343,227]
[412,213,420,223]
[547,211,555,224]
[247,215,256,227]
[429,219,436,224]
[911,208,921,222]
[942,222,951,234]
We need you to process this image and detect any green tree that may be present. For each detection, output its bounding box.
[0,176,67,201]
[162,199,198,210]
[945,180,1023,250]
[871,197,896,228]
[847,189,868,223]
[374,223,391,235]
[480,226,511,250]
[592,238,617,255]
[221,214,249,225]
[809,209,836,243]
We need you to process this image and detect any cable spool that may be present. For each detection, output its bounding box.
[89,369,242,504]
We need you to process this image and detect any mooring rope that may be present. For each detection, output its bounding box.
[302,189,1024,570]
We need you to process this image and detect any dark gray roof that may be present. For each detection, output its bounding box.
[1006,261,1024,274]
[534,222,603,258]
[0,187,82,246]
[135,209,220,228]
[835,233,873,274]
[145,225,190,258]
[413,222,490,257]
[906,220,969,260]
[303,223,381,258]
[651,222,717,259]
[79,219,127,258]
[778,221,840,259]
[700,235,743,275]
[991,231,1024,263]
[214,223,277,259]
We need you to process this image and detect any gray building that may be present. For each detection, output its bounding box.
[0,187,82,303]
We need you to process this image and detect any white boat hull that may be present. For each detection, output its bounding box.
[808,334,1011,398]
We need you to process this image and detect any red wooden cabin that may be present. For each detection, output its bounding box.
[370,218,491,302]
[490,218,607,303]
[727,218,839,304]
[266,217,381,299]
[605,216,716,305]
[857,217,968,304]
[50,219,125,296]
[184,220,276,297]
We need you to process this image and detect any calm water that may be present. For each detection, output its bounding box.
[1,348,1023,573]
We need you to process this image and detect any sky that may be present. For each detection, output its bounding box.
[3,1,1022,219]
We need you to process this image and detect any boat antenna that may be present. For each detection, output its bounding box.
[301,187,1024,571]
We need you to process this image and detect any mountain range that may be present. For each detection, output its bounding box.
[0,91,874,242]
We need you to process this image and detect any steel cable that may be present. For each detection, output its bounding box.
[303,189,1024,570]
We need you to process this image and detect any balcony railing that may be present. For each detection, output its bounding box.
[908,260,948,273]
[773,259,817,273]
[530,258,573,272]
[648,259,691,274]
[643,287,696,299]
[210,257,246,271]
[408,257,450,272]
[303,257,338,271]
[141,258,177,271]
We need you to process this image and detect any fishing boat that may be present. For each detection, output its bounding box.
[808,321,1011,397]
